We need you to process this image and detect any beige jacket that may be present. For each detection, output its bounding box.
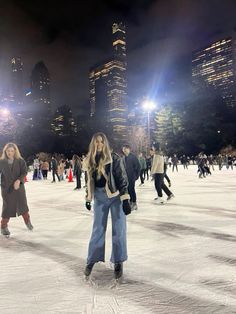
[151,153,164,174]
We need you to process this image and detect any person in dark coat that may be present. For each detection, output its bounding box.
[83,132,131,280]
[72,155,82,190]
[51,156,60,183]
[0,143,33,237]
[122,144,141,211]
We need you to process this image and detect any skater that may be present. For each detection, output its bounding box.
[171,154,178,172]
[51,156,60,182]
[0,143,33,237]
[41,160,49,180]
[32,156,40,180]
[122,144,140,210]
[72,154,82,190]
[138,152,146,186]
[151,143,174,204]
[83,133,131,280]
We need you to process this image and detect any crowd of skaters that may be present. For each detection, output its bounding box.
[0,136,235,281]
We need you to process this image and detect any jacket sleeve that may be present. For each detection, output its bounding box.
[112,154,130,201]
[18,159,28,183]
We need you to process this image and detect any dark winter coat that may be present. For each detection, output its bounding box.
[84,152,129,202]
[51,158,58,171]
[0,158,29,218]
[123,152,141,183]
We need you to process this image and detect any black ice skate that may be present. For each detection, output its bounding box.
[25,220,34,231]
[114,263,123,280]
[1,227,10,238]
[84,263,94,277]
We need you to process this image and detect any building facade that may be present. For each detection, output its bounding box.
[89,22,128,145]
[51,105,77,136]
[31,61,51,122]
[11,57,23,105]
[192,35,236,107]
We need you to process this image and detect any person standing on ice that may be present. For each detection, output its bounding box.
[0,143,33,237]
[122,144,140,211]
[83,132,131,280]
[151,143,174,204]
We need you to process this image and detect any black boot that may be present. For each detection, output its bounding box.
[114,262,123,279]
[25,220,34,231]
[1,226,10,237]
[84,263,94,277]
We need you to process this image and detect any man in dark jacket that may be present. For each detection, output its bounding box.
[51,156,60,183]
[122,145,141,210]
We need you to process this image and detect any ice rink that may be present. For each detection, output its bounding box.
[0,166,236,314]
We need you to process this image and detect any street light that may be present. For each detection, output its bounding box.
[142,100,156,152]
[0,108,10,117]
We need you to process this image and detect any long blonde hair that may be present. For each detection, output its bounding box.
[1,143,23,160]
[86,133,112,178]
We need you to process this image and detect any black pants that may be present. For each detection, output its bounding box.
[76,172,81,188]
[52,170,60,182]
[183,163,188,169]
[154,173,172,197]
[128,180,136,203]
[172,164,178,172]
[42,170,48,179]
[140,169,145,184]
[144,168,149,180]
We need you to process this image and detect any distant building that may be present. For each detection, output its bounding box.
[31,61,51,123]
[89,22,128,145]
[51,105,77,136]
[192,35,236,107]
[11,57,24,105]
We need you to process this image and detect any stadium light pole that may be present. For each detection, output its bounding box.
[142,100,156,153]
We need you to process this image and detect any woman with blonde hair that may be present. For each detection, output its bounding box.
[83,132,131,280]
[0,143,33,237]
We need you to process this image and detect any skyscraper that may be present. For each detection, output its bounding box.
[51,105,77,136]
[89,22,128,144]
[11,57,23,105]
[192,35,236,107]
[31,61,51,120]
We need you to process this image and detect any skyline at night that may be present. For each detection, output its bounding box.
[1,0,236,116]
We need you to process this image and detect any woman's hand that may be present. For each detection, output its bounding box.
[14,179,21,190]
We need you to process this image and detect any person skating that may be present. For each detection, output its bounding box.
[72,155,82,190]
[41,160,49,180]
[0,143,33,237]
[138,152,146,186]
[51,156,60,182]
[122,145,140,211]
[83,133,131,280]
[151,143,174,204]
[171,154,178,172]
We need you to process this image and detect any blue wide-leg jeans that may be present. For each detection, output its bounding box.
[87,187,127,264]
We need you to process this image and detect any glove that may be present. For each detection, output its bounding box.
[85,201,91,211]
[168,181,171,187]
[122,199,131,215]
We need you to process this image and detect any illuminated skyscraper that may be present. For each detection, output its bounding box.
[11,57,23,105]
[192,35,236,107]
[89,22,128,144]
[51,105,77,136]
[31,61,51,118]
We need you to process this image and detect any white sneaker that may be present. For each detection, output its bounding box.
[156,197,165,205]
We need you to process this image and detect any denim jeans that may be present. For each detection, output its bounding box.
[87,187,127,264]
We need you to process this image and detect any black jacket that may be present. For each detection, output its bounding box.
[123,152,141,182]
[85,152,129,202]
[51,159,58,171]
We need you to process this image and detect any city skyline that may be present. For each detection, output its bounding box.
[1,0,236,115]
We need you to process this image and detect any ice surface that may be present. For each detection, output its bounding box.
[0,166,236,313]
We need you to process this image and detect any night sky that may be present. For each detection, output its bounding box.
[1,0,236,116]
